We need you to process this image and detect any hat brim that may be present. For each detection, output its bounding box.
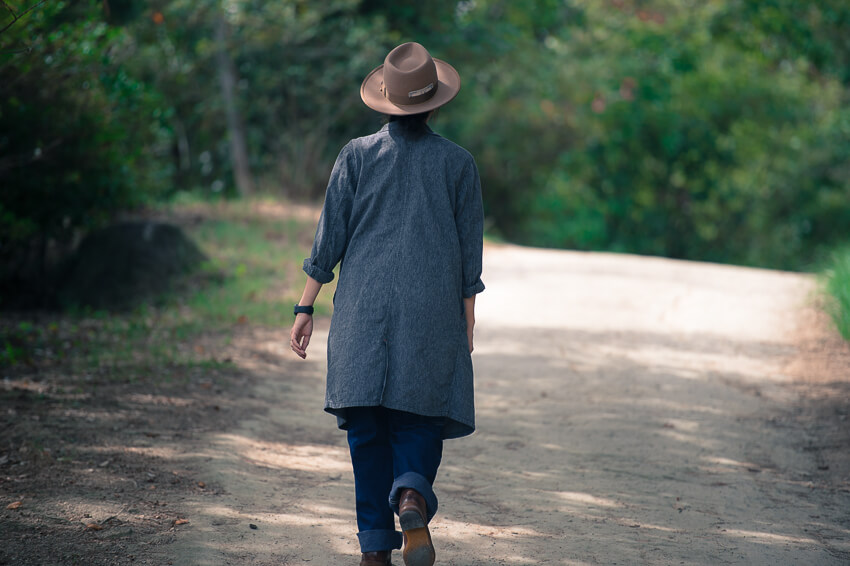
[360,58,460,115]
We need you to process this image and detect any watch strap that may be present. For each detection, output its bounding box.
[293,304,314,316]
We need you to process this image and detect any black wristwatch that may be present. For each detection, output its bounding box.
[293,304,314,316]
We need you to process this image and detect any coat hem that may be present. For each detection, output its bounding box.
[324,403,474,440]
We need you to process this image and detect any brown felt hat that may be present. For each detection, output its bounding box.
[360,42,460,115]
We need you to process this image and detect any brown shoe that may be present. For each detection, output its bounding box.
[360,551,392,565]
[398,489,435,566]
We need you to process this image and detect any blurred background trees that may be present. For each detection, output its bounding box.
[2,0,849,297]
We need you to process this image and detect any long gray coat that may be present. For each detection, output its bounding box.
[303,122,485,439]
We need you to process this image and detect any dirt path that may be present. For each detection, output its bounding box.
[155,245,847,564]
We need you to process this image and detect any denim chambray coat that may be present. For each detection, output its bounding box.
[303,122,485,439]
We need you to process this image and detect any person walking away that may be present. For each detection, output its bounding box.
[290,41,485,566]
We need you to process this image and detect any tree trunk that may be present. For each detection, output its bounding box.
[215,15,253,197]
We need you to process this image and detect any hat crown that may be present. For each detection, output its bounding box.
[381,42,438,105]
[360,41,460,115]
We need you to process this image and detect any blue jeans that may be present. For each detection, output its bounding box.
[345,406,444,553]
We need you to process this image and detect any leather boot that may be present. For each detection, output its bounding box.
[398,489,435,566]
[360,551,392,565]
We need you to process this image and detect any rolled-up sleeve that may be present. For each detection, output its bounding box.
[455,156,485,298]
[303,143,357,283]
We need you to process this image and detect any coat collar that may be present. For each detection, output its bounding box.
[380,121,435,135]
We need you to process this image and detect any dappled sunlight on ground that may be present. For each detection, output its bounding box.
[722,528,820,545]
[556,491,624,508]
[125,393,198,407]
[6,212,846,564]
[148,246,850,564]
[215,433,350,474]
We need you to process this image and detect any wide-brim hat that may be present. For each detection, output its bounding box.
[360,42,460,115]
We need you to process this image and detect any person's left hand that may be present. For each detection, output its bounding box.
[290,314,313,359]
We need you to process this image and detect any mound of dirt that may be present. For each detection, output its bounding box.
[58,221,207,310]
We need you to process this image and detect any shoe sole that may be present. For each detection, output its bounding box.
[400,510,434,566]
[402,527,435,566]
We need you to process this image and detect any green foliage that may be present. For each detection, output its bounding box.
[437,0,850,269]
[527,25,830,265]
[824,247,850,341]
[2,3,119,240]
[123,0,395,198]
[0,0,169,297]
[234,0,392,197]
[3,0,850,285]
[712,0,850,85]
[0,322,34,367]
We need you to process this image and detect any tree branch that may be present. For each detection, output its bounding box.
[0,0,49,37]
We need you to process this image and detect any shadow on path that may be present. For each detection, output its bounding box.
[161,318,849,565]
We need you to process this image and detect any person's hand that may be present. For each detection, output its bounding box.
[290,313,313,359]
[467,324,474,354]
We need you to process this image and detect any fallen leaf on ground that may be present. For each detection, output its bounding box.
[6,501,22,510]
[85,523,103,531]
[174,518,189,525]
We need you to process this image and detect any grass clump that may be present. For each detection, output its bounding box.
[824,247,850,341]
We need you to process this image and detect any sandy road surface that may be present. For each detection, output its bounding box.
[163,245,850,565]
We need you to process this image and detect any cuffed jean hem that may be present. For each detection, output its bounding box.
[389,471,438,522]
[357,529,403,553]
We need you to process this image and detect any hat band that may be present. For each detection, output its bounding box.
[381,80,438,106]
